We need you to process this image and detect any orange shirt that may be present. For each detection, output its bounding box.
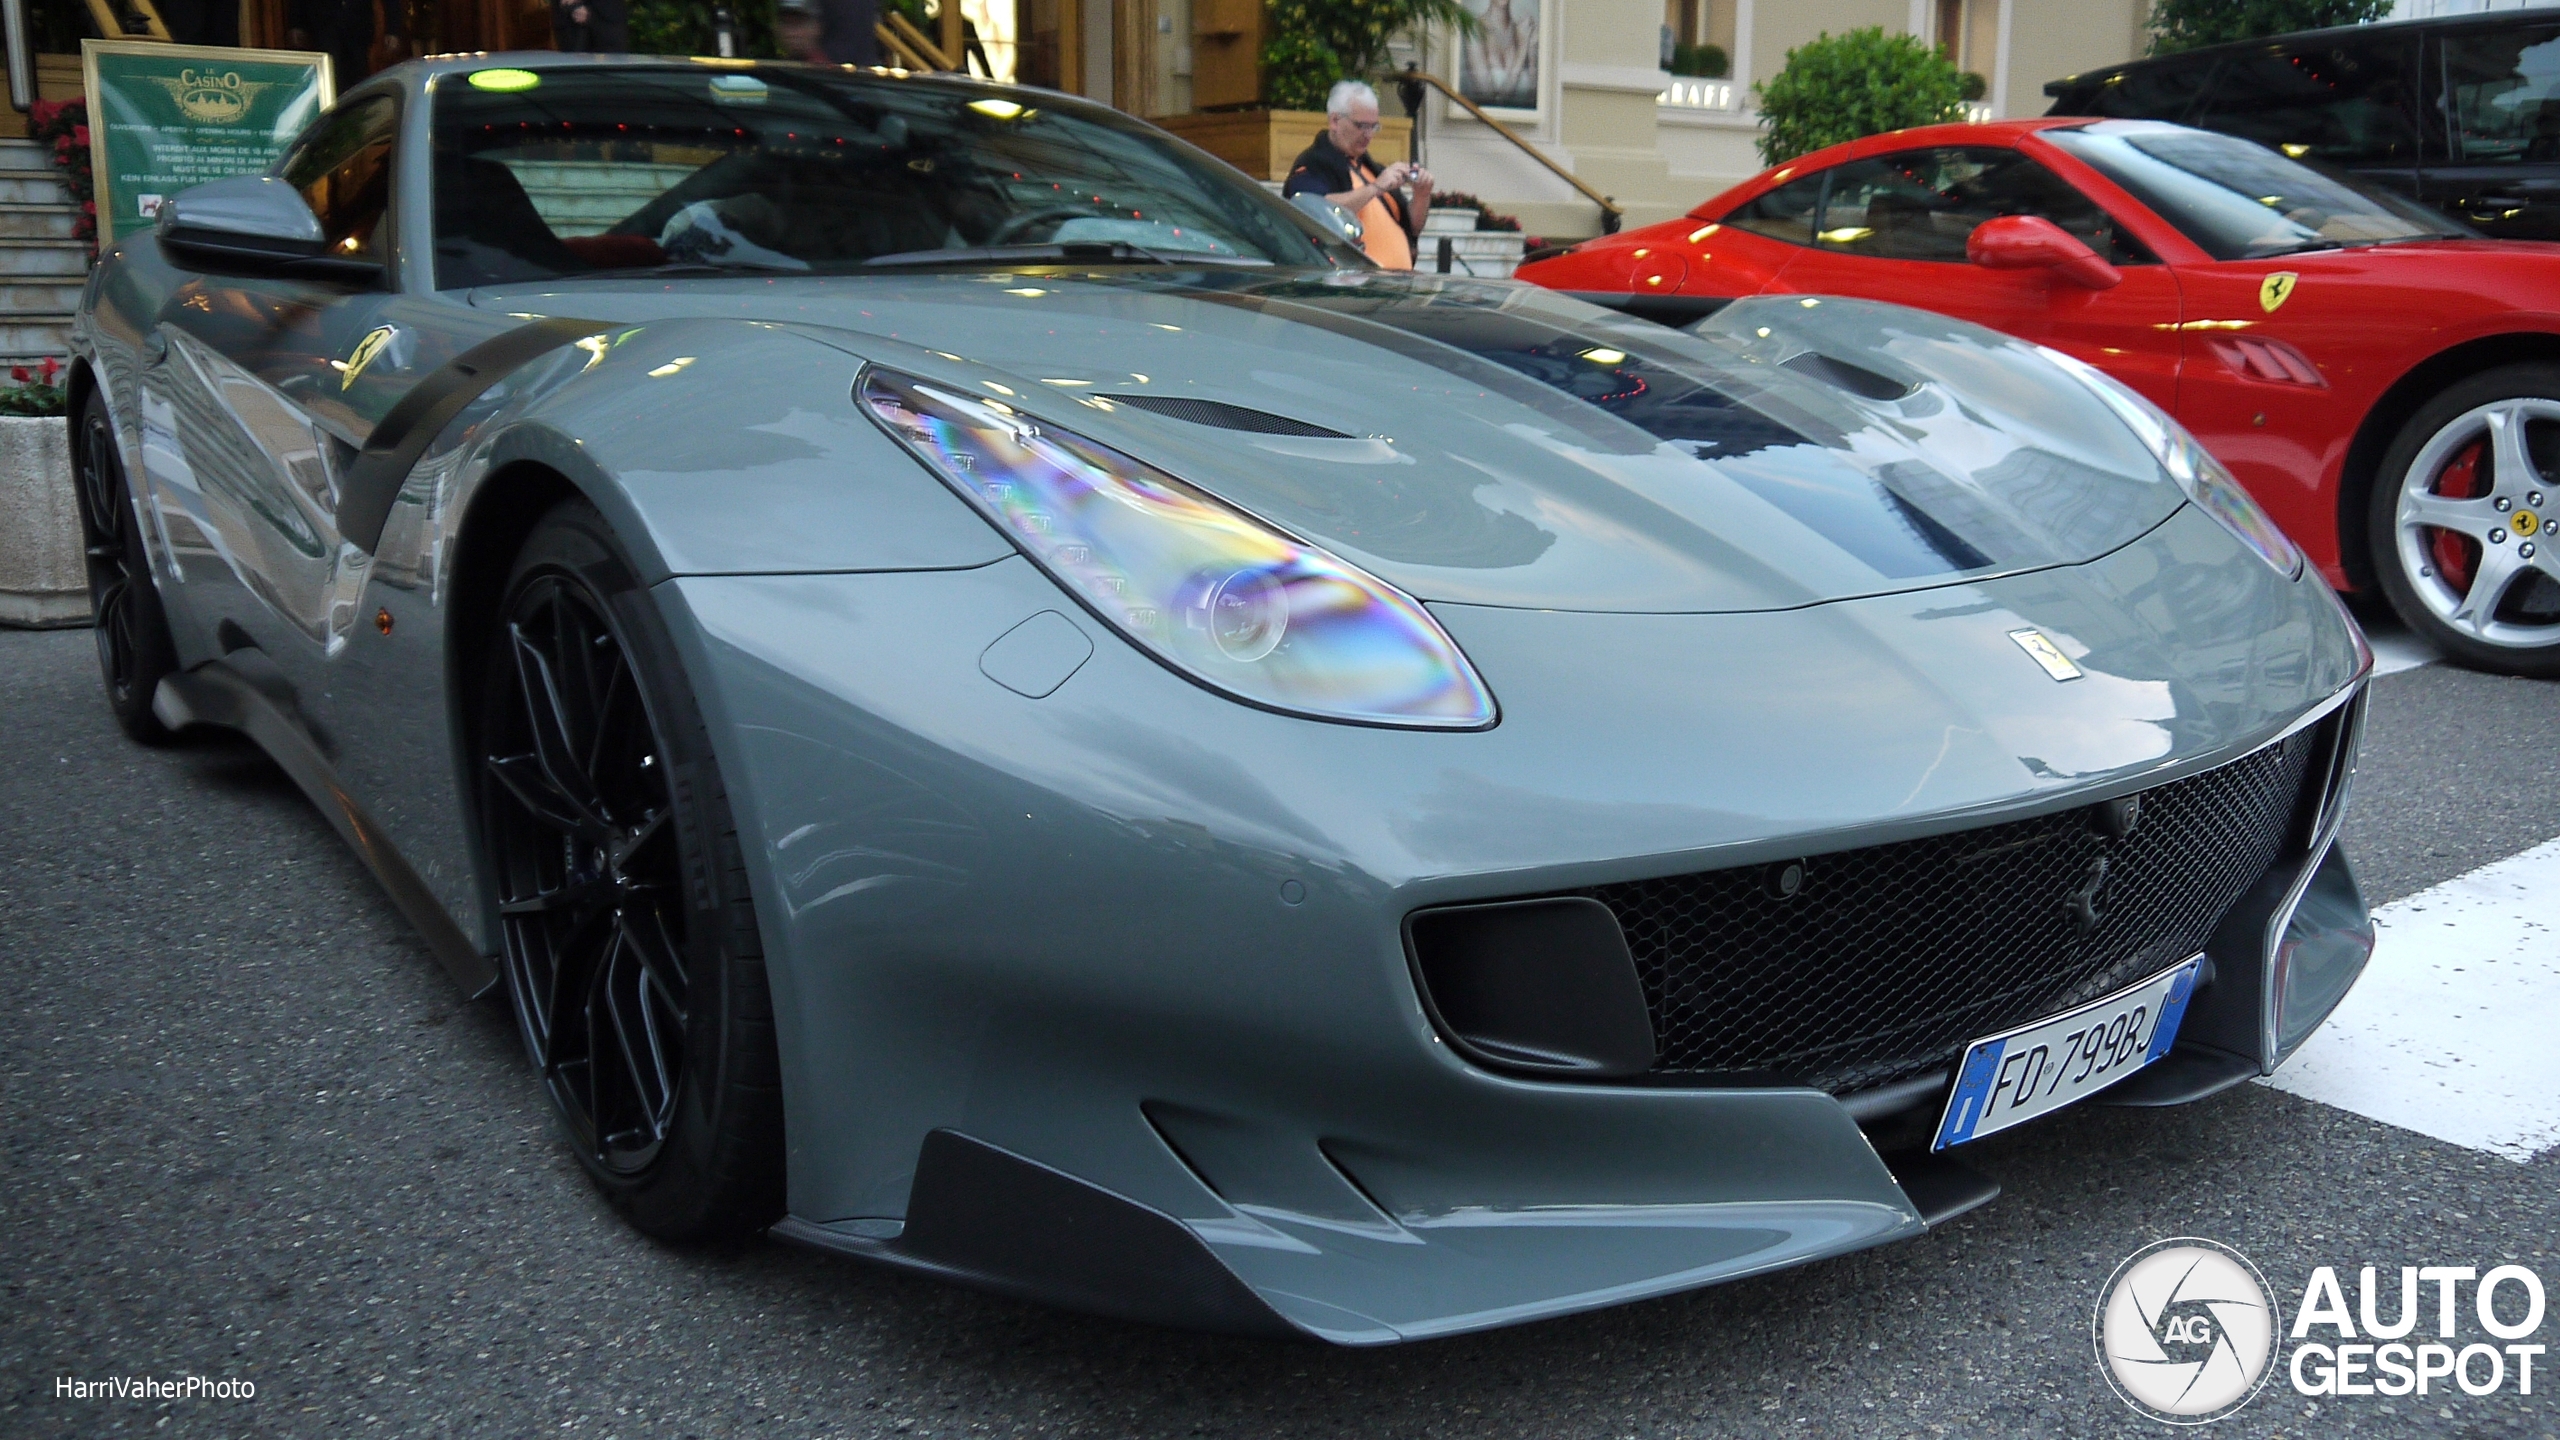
[1359,194,1413,270]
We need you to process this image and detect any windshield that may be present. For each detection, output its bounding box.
[2046,122,2468,260]
[428,64,1340,288]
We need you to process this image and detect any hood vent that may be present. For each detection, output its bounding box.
[1781,351,1915,402]
[1102,393,1350,438]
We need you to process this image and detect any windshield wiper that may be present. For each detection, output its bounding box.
[863,241,1270,268]
[2247,238,2346,258]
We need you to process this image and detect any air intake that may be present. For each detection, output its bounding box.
[1102,393,1350,437]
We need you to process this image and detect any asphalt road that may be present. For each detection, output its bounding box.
[3,623,2556,1440]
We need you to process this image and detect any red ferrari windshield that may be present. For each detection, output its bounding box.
[2048,122,2467,260]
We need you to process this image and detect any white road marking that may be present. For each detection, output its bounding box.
[2260,837,2560,1162]
[2362,624,2439,678]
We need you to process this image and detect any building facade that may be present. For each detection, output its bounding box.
[968,0,2157,238]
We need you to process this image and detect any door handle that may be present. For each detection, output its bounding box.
[138,328,168,365]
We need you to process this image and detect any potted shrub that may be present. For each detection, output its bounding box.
[1752,27,1968,166]
[1159,0,1464,180]
[0,358,87,629]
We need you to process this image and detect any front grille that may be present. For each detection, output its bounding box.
[1586,734,2324,1095]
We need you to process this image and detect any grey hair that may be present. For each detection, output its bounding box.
[1325,79,1380,116]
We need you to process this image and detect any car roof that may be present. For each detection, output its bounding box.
[379,49,1068,103]
[2046,4,2560,95]
[1705,118,2089,201]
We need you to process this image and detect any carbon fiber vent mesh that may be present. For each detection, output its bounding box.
[1102,393,1349,437]
[1584,734,2324,1095]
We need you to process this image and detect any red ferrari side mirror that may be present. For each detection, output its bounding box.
[1968,215,2122,290]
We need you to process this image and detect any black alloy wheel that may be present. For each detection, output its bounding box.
[73,393,179,743]
[478,500,782,1239]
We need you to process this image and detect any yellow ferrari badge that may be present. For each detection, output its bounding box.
[340,325,397,391]
[2007,628,2083,681]
[2259,272,2299,314]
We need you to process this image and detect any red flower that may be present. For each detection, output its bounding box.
[9,366,27,383]
[70,126,88,148]
[81,201,94,215]
[39,358,60,382]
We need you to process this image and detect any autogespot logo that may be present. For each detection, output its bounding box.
[2095,1238,2282,1424]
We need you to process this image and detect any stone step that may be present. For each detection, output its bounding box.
[0,315,76,362]
[0,279,84,311]
[0,239,90,279]
[0,141,56,173]
[0,205,77,241]
[0,173,68,205]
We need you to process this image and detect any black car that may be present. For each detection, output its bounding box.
[2046,8,2560,241]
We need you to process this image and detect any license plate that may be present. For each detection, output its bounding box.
[1931,956,2202,1150]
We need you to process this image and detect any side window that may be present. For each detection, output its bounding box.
[2442,24,2560,166]
[1725,172,1825,245]
[1812,147,2153,265]
[2192,37,2422,168]
[278,94,399,260]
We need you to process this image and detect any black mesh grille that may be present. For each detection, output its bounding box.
[1101,393,1349,437]
[1584,735,2324,1095]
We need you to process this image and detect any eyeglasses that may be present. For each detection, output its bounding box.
[1342,118,1382,133]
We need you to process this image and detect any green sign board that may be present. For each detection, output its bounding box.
[82,40,334,246]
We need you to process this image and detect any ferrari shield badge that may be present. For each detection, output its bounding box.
[339,325,398,390]
[2259,272,2299,314]
[2008,628,2082,681]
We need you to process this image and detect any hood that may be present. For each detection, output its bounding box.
[471,271,2186,613]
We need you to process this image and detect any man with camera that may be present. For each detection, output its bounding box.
[1283,79,1433,270]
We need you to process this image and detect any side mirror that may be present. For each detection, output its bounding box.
[1289,190,1364,244]
[156,175,382,284]
[1967,214,2121,290]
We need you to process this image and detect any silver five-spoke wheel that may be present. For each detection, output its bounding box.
[2372,366,2560,676]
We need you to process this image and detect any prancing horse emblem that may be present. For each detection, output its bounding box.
[2260,272,2299,314]
[2065,857,2111,934]
[2008,628,2082,681]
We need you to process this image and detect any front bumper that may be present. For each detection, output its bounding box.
[659,506,2371,1343]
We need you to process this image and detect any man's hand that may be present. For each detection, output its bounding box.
[1408,165,1435,198]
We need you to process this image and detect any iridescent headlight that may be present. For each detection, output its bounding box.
[860,368,1497,728]
[2035,346,2304,579]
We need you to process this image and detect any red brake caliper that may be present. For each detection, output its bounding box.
[2430,440,2484,595]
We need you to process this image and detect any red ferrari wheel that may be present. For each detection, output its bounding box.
[2371,364,2560,678]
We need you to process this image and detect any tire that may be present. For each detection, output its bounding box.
[2367,363,2560,678]
[73,392,180,743]
[476,498,784,1241]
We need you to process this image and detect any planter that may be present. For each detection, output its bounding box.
[1420,208,1480,235]
[0,414,90,628]
[1417,231,1529,279]
[1155,110,1415,183]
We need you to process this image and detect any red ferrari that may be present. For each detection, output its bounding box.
[1520,118,2560,676]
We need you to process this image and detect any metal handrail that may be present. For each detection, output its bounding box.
[881,10,955,71]
[1394,66,1622,233]
[875,19,940,71]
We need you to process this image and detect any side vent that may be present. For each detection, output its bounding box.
[1101,393,1350,437]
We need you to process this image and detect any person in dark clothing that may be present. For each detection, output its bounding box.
[552,0,630,52]
[1281,78,1431,270]
[824,0,881,66]
[289,0,403,89]
[156,0,239,47]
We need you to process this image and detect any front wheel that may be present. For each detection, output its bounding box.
[2368,364,2560,677]
[73,393,179,743]
[477,499,784,1240]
